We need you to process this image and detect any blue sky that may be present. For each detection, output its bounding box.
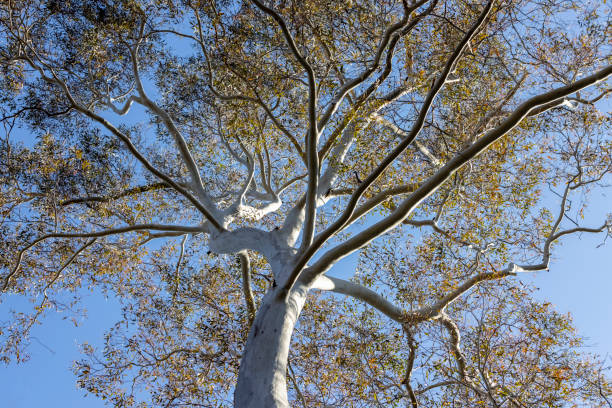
[2,102,610,408]
[1,11,610,408]
[1,189,610,407]
[1,114,610,406]
[525,188,612,355]
[2,292,120,408]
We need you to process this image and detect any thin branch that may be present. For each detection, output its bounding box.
[316,0,426,132]
[41,238,97,296]
[0,105,73,121]
[340,183,420,231]
[255,151,270,194]
[317,1,439,163]
[137,231,187,247]
[413,270,515,320]
[402,328,419,408]
[60,182,171,206]
[372,113,441,166]
[527,88,611,117]
[172,234,189,304]
[414,380,459,395]
[191,7,305,162]
[403,219,485,251]
[287,360,307,407]
[262,136,274,192]
[275,173,307,195]
[233,134,256,206]
[2,224,203,291]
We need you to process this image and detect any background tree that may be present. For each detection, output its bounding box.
[1,0,611,406]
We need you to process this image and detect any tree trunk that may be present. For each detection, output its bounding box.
[234,284,307,407]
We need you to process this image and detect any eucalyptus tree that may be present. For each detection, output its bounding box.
[1,0,611,406]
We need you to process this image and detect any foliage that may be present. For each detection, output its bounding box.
[0,0,611,406]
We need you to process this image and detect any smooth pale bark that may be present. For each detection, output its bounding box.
[234,282,308,408]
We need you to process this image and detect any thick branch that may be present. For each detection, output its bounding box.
[238,251,256,328]
[413,270,515,320]
[317,2,438,163]
[285,1,496,295]
[316,0,425,132]
[248,0,319,249]
[310,275,406,323]
[17,53,224,230]
[305,63,612,283]
[438,313,486,395]
[77,105,224,230]
[128,46,221,221]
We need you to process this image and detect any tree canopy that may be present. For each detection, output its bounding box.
[1,0,611,406]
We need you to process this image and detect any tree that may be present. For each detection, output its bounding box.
[1,0,611,406]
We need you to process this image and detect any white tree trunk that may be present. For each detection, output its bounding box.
[234,283,307,407]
